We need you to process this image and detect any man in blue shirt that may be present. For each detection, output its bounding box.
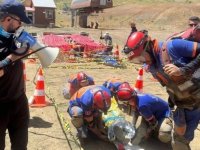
[123,31,200,150]
[115,82,172,145]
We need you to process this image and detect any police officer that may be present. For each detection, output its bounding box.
[68,85,111,140]
[123,30,200,150]
[0,1,31,149]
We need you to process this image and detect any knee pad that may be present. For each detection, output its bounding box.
[159,119,172,143]
[70,106,84,128]
[158,131,171,143]
[71,117,84,128]
[63,87,70,99]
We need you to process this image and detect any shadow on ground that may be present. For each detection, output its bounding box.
[79,132,172,150]
[79,132,116,150]
[140,137,172,150]
[29,116,53,128]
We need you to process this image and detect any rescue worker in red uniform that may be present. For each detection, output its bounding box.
[63,71,95,99]
[123,30,200,150]
[68,85,111,140]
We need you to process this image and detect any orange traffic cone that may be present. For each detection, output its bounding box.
[114,44,120,60]
[134,68,143,93]
[29,68,49,107]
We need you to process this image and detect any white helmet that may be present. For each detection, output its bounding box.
[104,32,109,37]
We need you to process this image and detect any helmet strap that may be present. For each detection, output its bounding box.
[144,39,157,65]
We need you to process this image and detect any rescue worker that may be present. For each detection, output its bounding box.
[63,71,95,99]
[100,32,113,55]
[167,16,200,42]
[188,16,200,28]
[103,77,123,96]
[116,82,172,145]
[68,85,111,140]
[165,16,200,109]
[128,21,138,38]
[102,77,131,112]
[123,30,200,150]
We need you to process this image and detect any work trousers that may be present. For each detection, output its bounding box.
[0,94,29,150]
[132,117,172,145]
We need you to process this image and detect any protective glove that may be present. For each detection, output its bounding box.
[148,116,158,130]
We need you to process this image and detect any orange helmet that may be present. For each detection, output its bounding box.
[93,90,111,113]
[116,82,136,101]
[124,31,148,60]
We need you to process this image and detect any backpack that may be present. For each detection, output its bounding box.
[167,25,200,42]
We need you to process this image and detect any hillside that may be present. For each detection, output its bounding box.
[56,1,200,38]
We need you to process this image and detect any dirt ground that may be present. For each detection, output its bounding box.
[4,1,200,150]
[6,56,199,150]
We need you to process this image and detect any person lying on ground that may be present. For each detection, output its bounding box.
[102,97,144,150]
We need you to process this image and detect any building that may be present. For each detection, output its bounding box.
[23,0,56,27]
[70,0,113,28]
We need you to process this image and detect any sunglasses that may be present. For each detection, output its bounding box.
[189,23,197,27]
[9,16,21,25]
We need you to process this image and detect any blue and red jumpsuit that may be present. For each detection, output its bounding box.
[148,39,200,142]
[68,74,94,97]
[68,85,111,125]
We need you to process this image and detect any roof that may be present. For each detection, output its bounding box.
[32,0,56,8]
[71,0,91,9]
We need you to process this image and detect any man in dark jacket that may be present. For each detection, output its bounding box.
[0,1,32,149]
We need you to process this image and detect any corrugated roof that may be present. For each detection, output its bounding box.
[32,0,56,8]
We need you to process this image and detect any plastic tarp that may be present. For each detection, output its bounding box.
[42,34,106,53]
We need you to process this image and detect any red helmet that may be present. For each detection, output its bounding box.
[124,31,148,60]
[93,90,111,112]
[77,72,88,83]
[116,82,136,101]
